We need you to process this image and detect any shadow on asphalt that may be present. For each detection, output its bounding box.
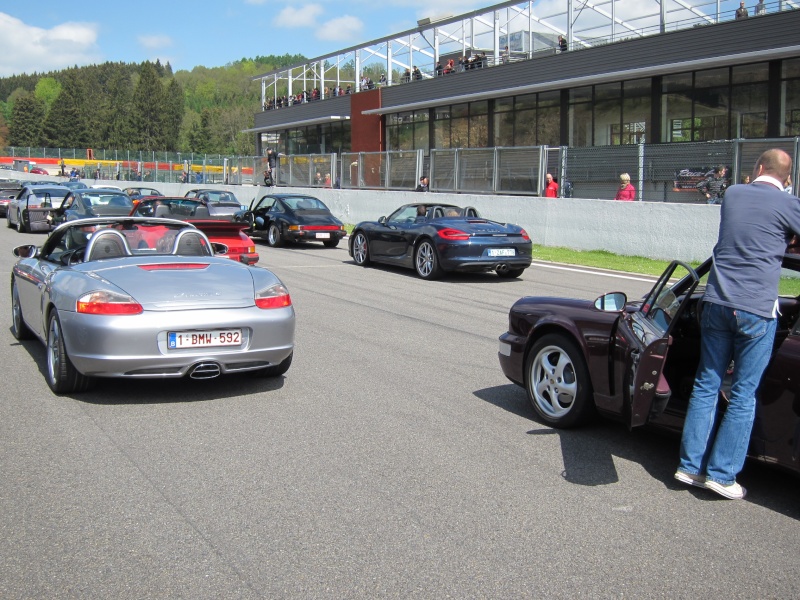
[473,382,800,520]
[13,337,287,405]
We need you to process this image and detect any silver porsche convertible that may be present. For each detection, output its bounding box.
[11,217,295,394]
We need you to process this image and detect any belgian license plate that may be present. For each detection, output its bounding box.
[315,232,331,239]
[168,329,242,349]
[489,248,515,257]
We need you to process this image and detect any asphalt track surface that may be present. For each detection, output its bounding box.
[1,225,798,599]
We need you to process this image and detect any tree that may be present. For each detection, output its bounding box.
[9,92,45,147]
[42,73,91,148]
[163,78,184,152]
[101,69,135,150]
[34,77,61,113]
[130,61,167,151]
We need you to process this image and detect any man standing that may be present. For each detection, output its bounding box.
[735,1,748,18]
[697,166,728,204]
[415,176,429,192]
[543,173,559,198]
[676,149,800,499]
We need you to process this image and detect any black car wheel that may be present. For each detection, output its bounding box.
[322,239,340,248]
[415,239,443,280]
[267,223,283,247]
[11,279,32,340]
[525,333,594,428]
[46,311,93,394]
[497,267,525,278]
[351,232,370,265]
[252,352,293,378]
[16,211,26,233]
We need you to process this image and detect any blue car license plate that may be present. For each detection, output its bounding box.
[488,248,515,257]
[168,329,242,349]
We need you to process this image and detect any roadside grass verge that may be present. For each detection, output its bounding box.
[343,225,800,296]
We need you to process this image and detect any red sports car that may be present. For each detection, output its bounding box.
[130,197,259,265]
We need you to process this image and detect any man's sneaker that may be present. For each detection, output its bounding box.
[704,479,746,500]
[674,470,706,488]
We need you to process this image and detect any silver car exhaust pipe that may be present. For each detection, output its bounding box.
[189,362,222,379]
[496,263,509,274]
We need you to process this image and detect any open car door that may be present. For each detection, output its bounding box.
[619,261,701,428]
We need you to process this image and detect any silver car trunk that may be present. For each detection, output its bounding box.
[84,260,255,310]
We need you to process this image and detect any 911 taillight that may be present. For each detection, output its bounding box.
[77,290,143,315]
[520,229,530,241]
[255,283,292,309]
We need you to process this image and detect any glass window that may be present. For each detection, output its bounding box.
[594,83,621,145]
[495,97,513,113]
[538,105,561,146]
[732,62,769,84]
[732,82,768,138]
[782,58,800,79]
[622,79,651,144]
[470,114,489,147]
[470,101,488,116]
[493,112,514,146]
[569,101,592,147]
[695,68,729,89]
[662,73,693,142]
[451,103,469,118]
[781,79,800,136]
[516,109,536,146]
[516,94,537,110]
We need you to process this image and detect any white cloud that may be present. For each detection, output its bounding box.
[138,34,173,51]
[0,13,100,76]
[274,5,325,28]
[316,16,364,42]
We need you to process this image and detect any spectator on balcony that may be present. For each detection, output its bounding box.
[345,84,352,94]
[501,46,510,64]
[458,56,467,72]
[379,73,387,86]
[435,61,443,77]
[314,172,322,186]
[614,173,636,201]
[324,173,332,188]
[558,35,568,52]
[402,68,411,83]
[413,66,422,81]
[544,173,559,197]
[415,176,429,192]
[755,1,766,14]
[735,1,748,18]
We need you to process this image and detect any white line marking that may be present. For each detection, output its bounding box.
[531,261,658,283]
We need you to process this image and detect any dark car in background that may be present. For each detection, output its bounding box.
[130,197,259,265]
[497,256,800,476]
[124,186,163,200]
[50,188,134,226]
[237,193,346,248]
[184,189,245,211]
[7,184,70,232]
[349,203,532,279]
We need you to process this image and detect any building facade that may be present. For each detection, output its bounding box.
[249,2,800,159]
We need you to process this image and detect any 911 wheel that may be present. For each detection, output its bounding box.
[46,311,93,394]
[414,239,442,280]
[351,232,370,265]
[11,279,32,340]
[525,333,594,428]
[16,211,26,233]
[267,223,283,247]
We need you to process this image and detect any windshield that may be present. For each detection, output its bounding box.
[82,193,133,209]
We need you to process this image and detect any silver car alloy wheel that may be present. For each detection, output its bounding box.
[416,241,435,277]
[47,315,62,385]
[353,233,368,264]
[268,224,280,246]
[11,282,23,334]
[529,344,578,419]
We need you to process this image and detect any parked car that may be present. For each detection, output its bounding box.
[497,256,800,476]
[130,197,259,265]
[124,186,163,199]
[50,188,134,226]
[10,217,295,393]
[29,167,49,175]
[60,181,89,191]
[237,193,346,248]
[7,185,70,232]
[0,183,22,217]
[184,189,245,211]
[349,203,532,279]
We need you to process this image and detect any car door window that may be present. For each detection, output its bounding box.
[387,206,419,225]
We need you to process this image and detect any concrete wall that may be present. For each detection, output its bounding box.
[13,172,720,262]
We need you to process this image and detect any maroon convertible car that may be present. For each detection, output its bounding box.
[498,255,800,476]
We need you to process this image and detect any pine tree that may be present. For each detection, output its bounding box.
[42,73,91,148]
[130,62,166,151]
[102,70,135,149]
[9,93,45,147]
[164,78,185,152]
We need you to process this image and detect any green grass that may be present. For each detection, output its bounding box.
[343,225,800,296]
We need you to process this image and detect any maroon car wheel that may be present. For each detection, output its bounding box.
[525,333,594,428]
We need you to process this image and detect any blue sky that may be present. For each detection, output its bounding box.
[0,1,752,77]
[0,0,480,77]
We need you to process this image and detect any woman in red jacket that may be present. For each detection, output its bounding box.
[615,173,636,201]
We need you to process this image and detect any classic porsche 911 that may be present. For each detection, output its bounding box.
[11,217,295,394]
[237,193,346,248]
[498,257,800,476]
[130,197,259,265]
[349,203,532,280]
[7,184,70,232]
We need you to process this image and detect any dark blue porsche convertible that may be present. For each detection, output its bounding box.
[349,203,532,279]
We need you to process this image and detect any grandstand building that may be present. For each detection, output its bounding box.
[249,1,800,158]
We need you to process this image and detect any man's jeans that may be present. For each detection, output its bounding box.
[678,302,776,485]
